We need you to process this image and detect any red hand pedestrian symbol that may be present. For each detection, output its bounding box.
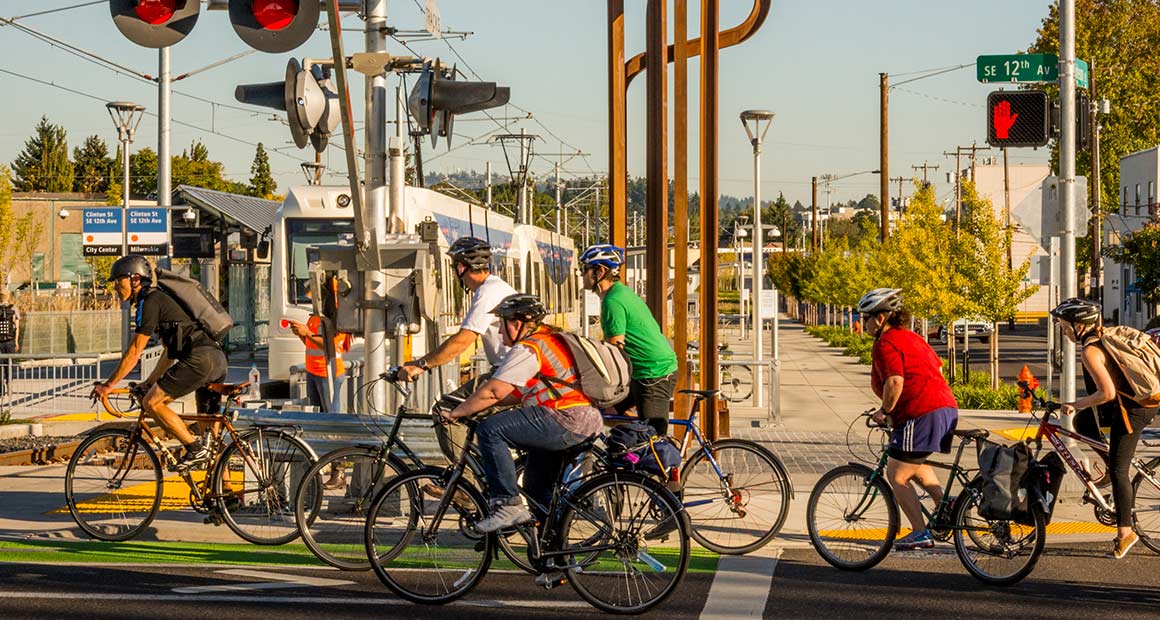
[993,100,1019,139]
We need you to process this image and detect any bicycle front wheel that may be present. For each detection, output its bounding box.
[295,446,408,570]
[364,468,492,605]
[720,365,753,403]
[681,439,791,554]
[560,472,689,614]
[806,464,898,571]
[952,483,1045,586]
[65,429,162,541]
[213,428,316,545]
[1132,456,1160,554]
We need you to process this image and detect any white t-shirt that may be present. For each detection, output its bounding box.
[461,275,518,366]
[490,344,540,397]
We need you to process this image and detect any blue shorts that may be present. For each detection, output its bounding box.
[888,407,958,463]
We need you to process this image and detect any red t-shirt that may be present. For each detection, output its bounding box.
[871,327,957,423]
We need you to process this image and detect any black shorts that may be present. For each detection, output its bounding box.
[157,346,228,404]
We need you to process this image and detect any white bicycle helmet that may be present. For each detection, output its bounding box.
[857,288,903,315]
[579,244,625,275]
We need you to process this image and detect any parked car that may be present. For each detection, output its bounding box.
[928,319,993,345]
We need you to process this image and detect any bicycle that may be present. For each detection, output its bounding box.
[806,411,1047,586]
[363,414,690,614]
[603,388,792,554]
[293,369,532,573]
[1015,381,1160,556]
[65,381,317,545]
[688,342,753,403]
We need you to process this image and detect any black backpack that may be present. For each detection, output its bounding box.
[153,268,234,342]
[0,305,15,342]
[607,421,682,477]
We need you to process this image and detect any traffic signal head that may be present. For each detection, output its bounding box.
[228,0,320,53]
[986,90,1049,148]
[110,0,201,48]
[408,61,511,150]
[234,58,338,151]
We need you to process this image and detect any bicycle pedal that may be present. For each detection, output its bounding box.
[203,513,223,526]
[534,572,566,589]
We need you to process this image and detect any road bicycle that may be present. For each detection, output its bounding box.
[603,388,792,554]
[806,411,1047,586]
[65,381,317,545]
[688,342,753,403]
[363,412,689,614]
[1015,381,1160,555]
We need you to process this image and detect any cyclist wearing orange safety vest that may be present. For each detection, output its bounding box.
[286,314,352,412]
[444,294,602,533]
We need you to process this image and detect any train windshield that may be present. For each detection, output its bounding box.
[285,218,355,305]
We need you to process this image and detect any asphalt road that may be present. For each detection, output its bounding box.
[925,324,1084,386]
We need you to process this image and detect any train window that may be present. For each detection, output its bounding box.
[285,218,355,305]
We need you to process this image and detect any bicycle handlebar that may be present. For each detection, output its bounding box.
[89,381,143,419]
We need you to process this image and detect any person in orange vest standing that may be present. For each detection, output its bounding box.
[285,310,352,413]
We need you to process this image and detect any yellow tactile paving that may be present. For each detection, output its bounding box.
[51,472,209,514]
[43,413,102,421]
[817,520,1112,540]
[995,426,1113,442]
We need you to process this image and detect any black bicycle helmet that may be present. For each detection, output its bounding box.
[107,255,152,283]
[1050,298,1101,325]
[857,288,902,315]
[447,236,493,271]
[491,293,547,323]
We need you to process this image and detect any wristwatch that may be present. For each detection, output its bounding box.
[415,359,429,372]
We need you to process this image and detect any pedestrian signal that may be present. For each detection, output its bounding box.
[110,0,200,48]
[986,91,1049,148]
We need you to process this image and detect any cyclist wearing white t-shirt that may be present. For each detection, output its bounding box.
[397,236,517,460]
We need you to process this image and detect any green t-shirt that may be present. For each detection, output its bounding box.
[600,282,678,380]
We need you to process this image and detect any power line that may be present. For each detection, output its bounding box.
[8,0,104,21]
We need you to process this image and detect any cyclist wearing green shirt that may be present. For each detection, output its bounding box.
[580,244,678,435]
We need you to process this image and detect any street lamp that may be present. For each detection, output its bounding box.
[106,101,145,352]
[741,109,774,409]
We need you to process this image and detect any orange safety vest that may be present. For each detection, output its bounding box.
[519,328,591,410]
[305,315,352,377]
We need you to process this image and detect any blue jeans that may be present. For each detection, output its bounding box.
[306,373,345,412]
[476,406,588,511]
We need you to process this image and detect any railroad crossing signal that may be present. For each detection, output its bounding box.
[986,91,1049,148]
[109,0,320,52]
[407,60,510,149]
[110,0,201,48]
[234,58,340,151]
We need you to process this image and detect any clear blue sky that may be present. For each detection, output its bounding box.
[0,0,1056,207]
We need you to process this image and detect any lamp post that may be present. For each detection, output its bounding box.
[106,101,146,352]
[734,216,748,331]
[741,110,774,409]
[767,226,782,423]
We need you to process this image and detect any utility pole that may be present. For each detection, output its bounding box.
[911,161,939,186]
[879,72,889,242]
[1004,147,1012,272]
[811,176,819,250]
[945,147,965,230]
[1060,0,1078,406]
[1090,59,1105,305]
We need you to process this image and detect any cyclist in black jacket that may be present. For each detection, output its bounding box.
[91,255,228,471]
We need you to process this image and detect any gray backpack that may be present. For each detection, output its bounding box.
[538,332,632,409]
[154,268,234,342]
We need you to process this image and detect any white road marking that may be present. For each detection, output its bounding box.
[171,568,355,593]
[699,546,781,620]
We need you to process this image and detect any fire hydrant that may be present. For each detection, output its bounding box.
[1016,365,1039,413]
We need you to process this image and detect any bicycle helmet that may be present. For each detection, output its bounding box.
[1050,298,1101,325]
[107,255,152,283]
[579,244,625,274]
[857,288,902,315]
[447,236,493,271]
[491,293,547,323]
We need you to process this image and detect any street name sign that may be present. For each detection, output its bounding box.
[977,54,1089,88]
[82,208,123,256]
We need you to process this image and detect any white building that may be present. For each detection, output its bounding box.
[1104,146,1159,328]
[972,162,1052,317]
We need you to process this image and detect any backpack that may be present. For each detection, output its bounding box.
[977,441,1033,521]
[607,421,682,477]
[1019,451,1066,525]
[537,331,631,408]
[1094,326,1160,407]
[153,268,234,342]
[0,305,15,342]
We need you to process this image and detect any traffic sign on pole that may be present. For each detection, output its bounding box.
[977,53,1090,87]
[82,209,124,256]
[127,208,169,255]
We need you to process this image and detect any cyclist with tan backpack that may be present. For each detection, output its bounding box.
[1051,298,1160,559]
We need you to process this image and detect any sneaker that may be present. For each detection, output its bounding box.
[1112,532,1139,559]
[894,529,935,551]
[421,484,473,511]
[475,502,534,533]
[171,444,211,472]
[644,517,680,541]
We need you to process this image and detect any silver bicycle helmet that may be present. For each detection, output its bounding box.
[857,288,902,315]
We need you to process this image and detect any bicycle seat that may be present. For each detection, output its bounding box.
[953,428,989,440]
[207,382,251,398]
[678,389,719,400]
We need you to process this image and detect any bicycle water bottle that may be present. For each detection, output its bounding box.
[248,364,261,400]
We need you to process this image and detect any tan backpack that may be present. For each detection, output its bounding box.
[1092,326,1160,407]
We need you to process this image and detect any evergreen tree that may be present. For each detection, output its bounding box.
[73,135,113,194]
[248,143,277,198]
[188,140,210,162]
[11,116,75,192]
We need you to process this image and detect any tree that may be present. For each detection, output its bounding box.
[0,167,16,285]
[248,143,277,198]
[13,213,44,289]
[187,140,210,163]
[1104,223,1160,304]
[766,193,800,250]
[11,116,75,192]
[73,135,113,194]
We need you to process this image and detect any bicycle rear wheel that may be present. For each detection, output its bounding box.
[213,428,316,545]
[560,472,689,614]
[720,364,753,403]
[1132,456,1160,554]
[364,468,492,604]
[65,429,162,541]
[295,446,408,570]
[806,464,898,571]
[680,439,791,554]
[952,483,1045,586]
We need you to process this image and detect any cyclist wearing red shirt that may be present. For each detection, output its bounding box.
[859,288,959,550]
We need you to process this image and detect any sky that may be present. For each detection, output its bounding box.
[0,0,1058,208]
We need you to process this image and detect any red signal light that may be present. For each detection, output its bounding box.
[252,0,296,31]
[134,0,177,25]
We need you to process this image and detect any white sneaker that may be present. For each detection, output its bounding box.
[475,502,533,533]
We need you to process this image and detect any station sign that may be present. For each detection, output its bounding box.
[127,208,169,256]
[82,208,123,256]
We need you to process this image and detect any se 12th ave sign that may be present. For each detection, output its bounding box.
[977,54,1089,88]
